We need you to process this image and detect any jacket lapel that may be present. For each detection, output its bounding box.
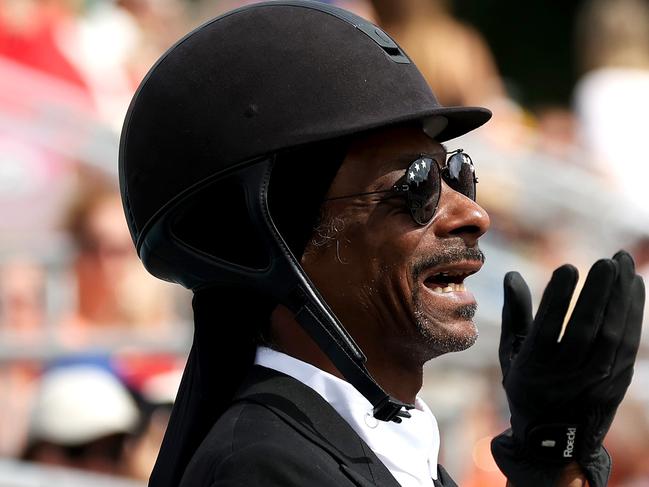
[233,365,402,487]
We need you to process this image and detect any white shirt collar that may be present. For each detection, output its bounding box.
[254,346,440,485]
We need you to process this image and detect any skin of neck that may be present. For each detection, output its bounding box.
[269,304,424,405]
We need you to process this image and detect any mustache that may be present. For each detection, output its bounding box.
[411,247,485,281]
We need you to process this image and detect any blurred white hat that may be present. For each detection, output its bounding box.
[30,365,139,445]
[140,368,183,406]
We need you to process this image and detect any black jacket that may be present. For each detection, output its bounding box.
[180,365,457,486]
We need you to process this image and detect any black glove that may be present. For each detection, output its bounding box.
[491,251,645,487]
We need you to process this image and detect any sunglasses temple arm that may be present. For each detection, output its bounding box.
[325,189,395,202]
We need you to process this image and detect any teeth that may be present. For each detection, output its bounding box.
[431,282,466,293]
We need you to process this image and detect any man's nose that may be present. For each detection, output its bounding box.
[430,181,490,246]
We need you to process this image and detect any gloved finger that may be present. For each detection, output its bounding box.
[558,259,617,366]
[587,252,636,373]
[526,264,578,360]
[610,275,644,381]
[500,271,533,374]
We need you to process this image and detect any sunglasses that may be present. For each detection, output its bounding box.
[325,149,477,226]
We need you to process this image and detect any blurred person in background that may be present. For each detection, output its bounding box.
[59,176,176,346]
[631,237,649,291]
[0,0,191,133]
[115,353,183,482]
[0,360,39,459]
[602,399,649,487]
[0,0,91,94]
[533,106,581,162]
[370,0,502,107]
[0,257,46,340]
[369,0,531,150]
[55,0,144,131]
[0,258,46,458]
[59,0,191,130]
[458,403,507,487]
[118,0,190,76]
[21,363,139,476]
[574,0,649,216]
[630,236,649,344]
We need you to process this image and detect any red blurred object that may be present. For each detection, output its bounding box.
[114,354,182,394]
[0,2,89,91]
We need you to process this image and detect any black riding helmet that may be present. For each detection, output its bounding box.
[119,2,491,485]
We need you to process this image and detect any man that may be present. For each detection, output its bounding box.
[119,2,644,486]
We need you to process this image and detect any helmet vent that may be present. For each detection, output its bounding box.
[273,1,410,64]
[355,24,410,64]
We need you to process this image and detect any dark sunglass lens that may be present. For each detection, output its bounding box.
[406,157,439,225]
[446,152,476,200]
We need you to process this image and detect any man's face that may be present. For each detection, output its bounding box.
[301,125,490,366]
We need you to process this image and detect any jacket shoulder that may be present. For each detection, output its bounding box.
[180,400,355,487]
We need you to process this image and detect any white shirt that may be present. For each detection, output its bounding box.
[254,346,440,486]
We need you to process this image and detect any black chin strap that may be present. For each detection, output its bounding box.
[293,297,414,422]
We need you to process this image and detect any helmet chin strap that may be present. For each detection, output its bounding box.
[289,296,415,422]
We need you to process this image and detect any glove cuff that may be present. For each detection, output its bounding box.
[491,429,611,487]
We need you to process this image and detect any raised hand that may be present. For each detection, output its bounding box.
[492,251,645,487]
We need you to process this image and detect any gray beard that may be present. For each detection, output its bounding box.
[412,292,479,358]
[409,246,483,358]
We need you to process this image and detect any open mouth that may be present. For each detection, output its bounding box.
[422,263,482,294]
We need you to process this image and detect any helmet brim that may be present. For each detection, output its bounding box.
[422,106,492,142]
[297,105,492,153]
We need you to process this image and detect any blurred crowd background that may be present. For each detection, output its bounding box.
[1,0,649,485]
